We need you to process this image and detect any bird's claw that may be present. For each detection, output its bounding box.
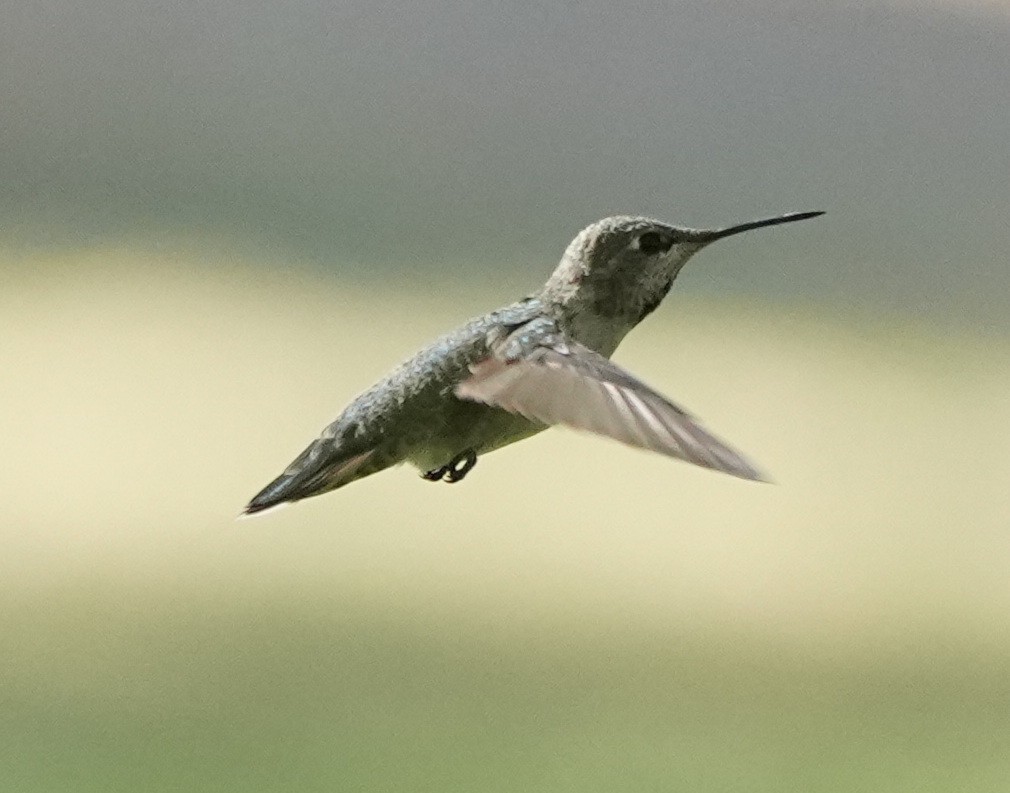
[422,448,477,484]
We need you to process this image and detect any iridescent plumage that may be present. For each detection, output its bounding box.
[245,211,822,514]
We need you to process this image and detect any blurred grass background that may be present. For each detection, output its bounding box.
[5,0,1010,787]
[3,247,1009,791]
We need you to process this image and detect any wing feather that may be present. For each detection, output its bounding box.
[457,339,765,481]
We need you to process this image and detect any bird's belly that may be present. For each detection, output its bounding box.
[403,402,545,472]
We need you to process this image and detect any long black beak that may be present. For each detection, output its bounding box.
[685,210,824,244]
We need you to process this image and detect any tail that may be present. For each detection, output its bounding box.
[243,442,378,516]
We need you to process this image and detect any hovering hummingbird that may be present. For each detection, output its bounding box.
[244,210,823,514]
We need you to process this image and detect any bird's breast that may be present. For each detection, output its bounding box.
[558,308,633,359]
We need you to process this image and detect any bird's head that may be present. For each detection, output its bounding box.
[543,210,824,325]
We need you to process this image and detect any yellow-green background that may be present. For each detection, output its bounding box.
[4,251,1009,791]
[5,0,1010,789]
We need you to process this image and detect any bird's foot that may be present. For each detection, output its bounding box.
[444,449,477,482]
[422,448,477,484]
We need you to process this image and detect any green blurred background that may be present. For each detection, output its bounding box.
[3,1,1010,791]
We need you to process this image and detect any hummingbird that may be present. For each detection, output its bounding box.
[244,210,823,515]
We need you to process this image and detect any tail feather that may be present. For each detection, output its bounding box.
[243,444,376,515]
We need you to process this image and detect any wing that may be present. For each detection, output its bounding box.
[455,323,766,481]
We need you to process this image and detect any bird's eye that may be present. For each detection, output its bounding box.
[636,231,672,255]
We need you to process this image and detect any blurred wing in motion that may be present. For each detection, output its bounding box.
[456,327,766,482]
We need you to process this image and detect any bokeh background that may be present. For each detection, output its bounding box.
[3,1,1010,790]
